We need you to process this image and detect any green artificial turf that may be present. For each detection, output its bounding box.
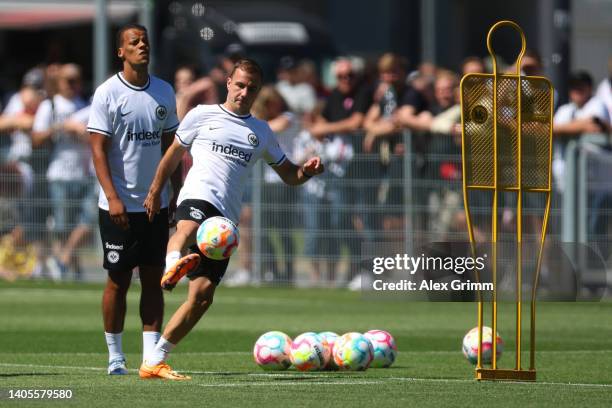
[1,281,611,407]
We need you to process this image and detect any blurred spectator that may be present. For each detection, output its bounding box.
[0,67,45,164]
[307,58,370,141]
[393,60,433,239]
[209,43,245,102]
[461,56,486,75]
[46,105,97,279]
[175,65,217,120]
[520,49,543,77]
[31,63,89,279]
[363,54,409,151]
[362,53,414,238]
[520,49,560,107]
[553,70,610,189]
[305,57,372,285]
[419,71,465,240]
[174,64,218,192]
[395,64,430,131]
[595,56,612,121]
[0,67,47,278]
[276,56,317,116]
[511,49,555,234]
[249,86,300,285]
[297,59,330,101]
[44,63,61,99]
[406,62,436,108]
[293,127,326,284]
[174,64,197,95]
[554,71,611,257]
[401,69,456,132]
[553,71,610,152]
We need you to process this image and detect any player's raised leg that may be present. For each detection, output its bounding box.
[141,200,229,380]
[160,219,201,290]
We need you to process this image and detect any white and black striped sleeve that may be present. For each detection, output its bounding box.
[175,106,201,147]
[87,86,112,137]
[263,130,287,167]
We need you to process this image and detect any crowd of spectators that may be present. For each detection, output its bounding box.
[0,47,610,286]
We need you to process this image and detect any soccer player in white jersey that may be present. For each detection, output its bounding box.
[87,24,181,376]
[139,59,324,380]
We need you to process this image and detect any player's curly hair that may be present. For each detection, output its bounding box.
[229,58,263,81]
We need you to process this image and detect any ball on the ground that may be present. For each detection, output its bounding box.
[196,216,239,260]
[462,326,503,365]
[253,331,292,370]
[333,332,374,371]
[363,329,398,368]
[290,332,330,371]
[318,331,339,370]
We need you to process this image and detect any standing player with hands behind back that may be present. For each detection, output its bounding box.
[87,24,181,375]
[140,59,324,380]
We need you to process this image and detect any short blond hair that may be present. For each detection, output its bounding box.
[251,85,287,120]
[435,69,459,88]
[377,53,407,73]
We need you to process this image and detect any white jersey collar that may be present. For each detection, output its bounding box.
[218,103,251,119]
[117,72,150,91]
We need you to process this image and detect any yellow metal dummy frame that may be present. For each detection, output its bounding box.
[460,20,554,381]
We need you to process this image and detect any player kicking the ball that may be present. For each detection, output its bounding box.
[140,59,323,380]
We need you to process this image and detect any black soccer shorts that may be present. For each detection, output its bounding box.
[175,199,231,286]
[98,208,169,271]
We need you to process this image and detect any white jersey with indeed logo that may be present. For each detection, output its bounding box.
[87,73,179,212]
[176,104,287,222]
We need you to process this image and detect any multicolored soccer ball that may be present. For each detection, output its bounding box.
[333,332,374,371]
[290,332,330,371]
[253,331,292,370]
[363,329,398,368]
[318,331,339,370]
[196,216,239,260]
[462,326,504,365]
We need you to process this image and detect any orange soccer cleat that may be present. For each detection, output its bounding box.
[160,253,200,291]
[139,361,191,380]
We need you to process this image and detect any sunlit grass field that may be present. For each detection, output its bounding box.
[1,281,611,407]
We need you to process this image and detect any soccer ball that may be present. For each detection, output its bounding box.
[318,331,339,370]
[364,329,398,368]
[253,331,292,370]
[290,332,330,371]
[462,326,503,365]
[196,216,239,260]
[333,332,374,371]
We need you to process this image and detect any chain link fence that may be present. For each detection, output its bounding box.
[1,127,610,294]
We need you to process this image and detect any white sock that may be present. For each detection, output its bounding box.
[142,331,161,362]
[105,332,124,363]
[165,251,181,273]
[146,337,176,366]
